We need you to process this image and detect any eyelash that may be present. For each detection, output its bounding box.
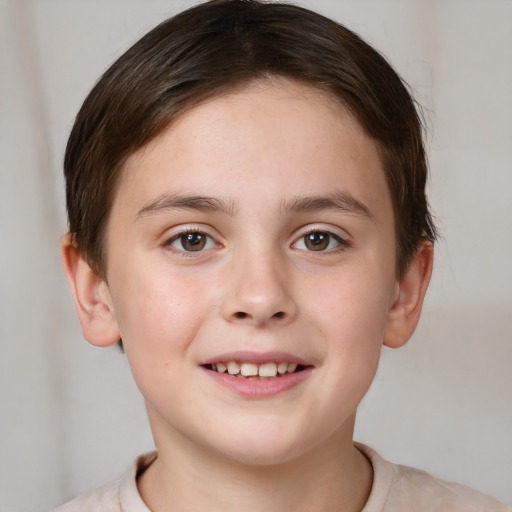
[163,227,350,256]
[164,228,218,255]
[293,229,350,253]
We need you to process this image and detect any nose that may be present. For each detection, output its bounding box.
[221,246,298,327]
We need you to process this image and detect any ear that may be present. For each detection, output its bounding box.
[60,234,120,347]
[383,242,433,349]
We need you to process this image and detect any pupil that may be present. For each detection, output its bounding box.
[306,232,329,251]
[182,233,206,251]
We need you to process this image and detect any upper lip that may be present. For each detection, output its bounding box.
[200,350,312,366]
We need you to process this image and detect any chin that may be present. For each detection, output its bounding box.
[205,422,318,468]
[216,442,303,467]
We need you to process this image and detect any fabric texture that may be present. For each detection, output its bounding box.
[53,445,511,511]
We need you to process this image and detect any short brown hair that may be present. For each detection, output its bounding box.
[64,0,436,278]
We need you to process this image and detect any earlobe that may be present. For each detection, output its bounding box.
[383,242,433,349]
[60,234,121,347]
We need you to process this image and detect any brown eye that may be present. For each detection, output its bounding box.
[293,231,345,252]
[304,232,330,251]
[171,232,214,252]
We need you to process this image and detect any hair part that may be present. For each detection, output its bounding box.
[65,0,436,279]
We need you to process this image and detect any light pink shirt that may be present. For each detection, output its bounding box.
[54,444,511,511]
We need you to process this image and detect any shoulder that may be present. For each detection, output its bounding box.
[52,451,157,512]
[389,463,510,512]
[53,480,121,512]
[357,443,511,512]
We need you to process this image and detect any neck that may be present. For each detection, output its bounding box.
[139,416,373,512]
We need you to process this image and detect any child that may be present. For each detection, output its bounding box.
[57,1,510,510]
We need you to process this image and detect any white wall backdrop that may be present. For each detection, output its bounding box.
[1,0,511,510]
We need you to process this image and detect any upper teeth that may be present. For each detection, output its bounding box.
[211,361,299,377]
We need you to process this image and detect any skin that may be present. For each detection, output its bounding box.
[62,79,433,511]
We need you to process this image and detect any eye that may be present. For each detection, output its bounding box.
[168,231,217,252]
[293,231,346,252]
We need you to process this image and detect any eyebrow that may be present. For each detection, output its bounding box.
[136,191,372,220]
[136,193,238,219]
[282,192,373,219]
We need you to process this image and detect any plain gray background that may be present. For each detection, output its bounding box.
[1,1,511,510]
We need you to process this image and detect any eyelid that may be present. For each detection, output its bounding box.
[291,225,351,252]
[162,225,222,255]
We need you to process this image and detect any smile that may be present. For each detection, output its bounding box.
[204,361,305,379]
[200,352,314,397]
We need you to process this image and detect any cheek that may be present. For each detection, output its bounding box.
[304,264,393,393]
[109,261,213,358]
[310,268,393,344]
[110,270,204,400]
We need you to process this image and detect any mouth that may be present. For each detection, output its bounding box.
[200,353,314,397]
[202,361,310,380]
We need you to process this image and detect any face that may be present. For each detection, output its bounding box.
[103,79,399,465]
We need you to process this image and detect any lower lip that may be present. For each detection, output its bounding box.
[201,367,313,398]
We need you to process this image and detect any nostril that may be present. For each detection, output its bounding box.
[230,310,289,322]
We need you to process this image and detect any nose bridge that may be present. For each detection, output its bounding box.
[221,238,297,326]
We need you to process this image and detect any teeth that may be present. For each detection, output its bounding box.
[259,362,277,377]
[211,361,302,378]
[240,363,258,377]
[287,363,298,373]
[227,361,240,375]
[277,362,288,375]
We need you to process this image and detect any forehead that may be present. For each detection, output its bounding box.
[113,79,391,224]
